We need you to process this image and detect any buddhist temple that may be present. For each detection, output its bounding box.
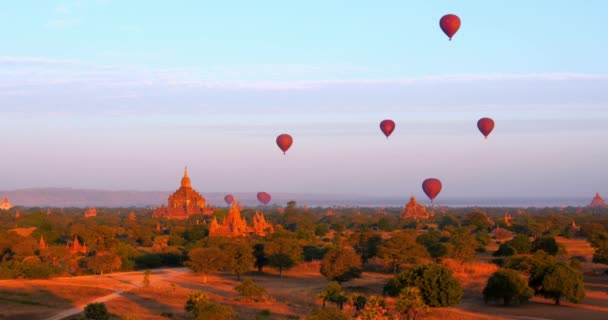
[401,196,434,220]
[590,193,607,208]
[504,212,513,227]
[67,235,87,254]
[128,211,136,221]
[153,167,214,220]
[209,202,274,237]
[39,236,48,250]
[84,208,97,218]
[0,196,14,211]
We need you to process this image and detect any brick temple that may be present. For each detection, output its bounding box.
[153,167,213,220]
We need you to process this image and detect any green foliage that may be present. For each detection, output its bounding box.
[234,278,267,302]
[589,232,608,264]
[483,269,533,305]
[531,236,560,256]
[350,293,367,313]
[266,234,302,277]
[449,230,477,262]
[357,295,390,320]
[320,246,362,283]
[185,291,237,320]
[384,264,463,307]
[305,307,348,320]
[529,262,585,305]
[350,231,382,265]
[503,251,556,274]
[506,234,532,254]
[464,211,493,232]
[83,302,110,320]
[395,287,428,320]
[378,231,429,273]
[318,281,348,309]
[493,243,516,257]
[186,247,223,283]
[253,243,268,272]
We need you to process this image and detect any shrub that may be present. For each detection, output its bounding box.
[305,307,348,320]
[234,278,268,302]
[483,269,533,305]
[493,243,516,257]
[384,264,462,307]
[83,302,110,320]
[529,262,585,305]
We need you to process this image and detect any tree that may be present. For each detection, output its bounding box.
[483,269,533,306]
[532,236,561,256]
[350,231,382,265]
[306,307,348,320]
[506,234,532,254]
[493,243,516,257]
[384,264,463,307]
[142,270,151,288]
[318,281,348,309]
[86,251,122,276]
[186,247,224,284]
[185,291,237,320]
[351,293,367,315]
[449,231,477,263]
[395,287,428,320]
[266,234,302,277]
[234,278,267,302]
[588,232,608,264]
[464,211,493,232]
[356,295,390,320]
[84,302,110,320]
[378,231,429,273]
[253,243,268,272]
[224,239,255,280]
[320,246,362,283]
[529,262,585,305]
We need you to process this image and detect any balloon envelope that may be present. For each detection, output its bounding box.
[224,194,234,205]
[440,14,461,40]
[477,118,495,139]
[257,192,271,205]
[379,119,396,138]
[422,178,442,202]
[276,134,293,155]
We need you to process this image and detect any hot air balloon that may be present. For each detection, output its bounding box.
[440,14,461,40]
[422,178,442,205]
[477,118,495,139]
[257,192,271,205]
[224,194,234,205]
[276,134,293,155]
[379,119,396,139]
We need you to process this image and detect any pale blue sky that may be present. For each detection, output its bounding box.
[0,1,607,202]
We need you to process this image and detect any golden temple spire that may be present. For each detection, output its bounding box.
[181,166,192,188]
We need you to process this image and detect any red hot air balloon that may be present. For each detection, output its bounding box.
[224,194,234,205]
[477,118,495,139]
[422,178,442,205]
[257,192,271,205]
[276,134,293,155]
[440,14,461,40]
[379,120,396,139]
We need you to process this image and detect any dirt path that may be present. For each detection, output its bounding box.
[42,268,188,320]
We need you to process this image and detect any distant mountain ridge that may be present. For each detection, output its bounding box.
[0,188,594,208]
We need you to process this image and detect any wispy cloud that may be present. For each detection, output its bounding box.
[0,56,607,119]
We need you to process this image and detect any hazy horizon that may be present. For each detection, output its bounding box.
[1,1,607,199]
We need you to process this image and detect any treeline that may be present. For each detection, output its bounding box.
[0,202,607,283]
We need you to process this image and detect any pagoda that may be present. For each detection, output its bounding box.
[401,196,434,220]
[209,201,274,237]
[590,193,607,208]
[67,235,87,254]
[0,196,13,211]
[153,167,213,220]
